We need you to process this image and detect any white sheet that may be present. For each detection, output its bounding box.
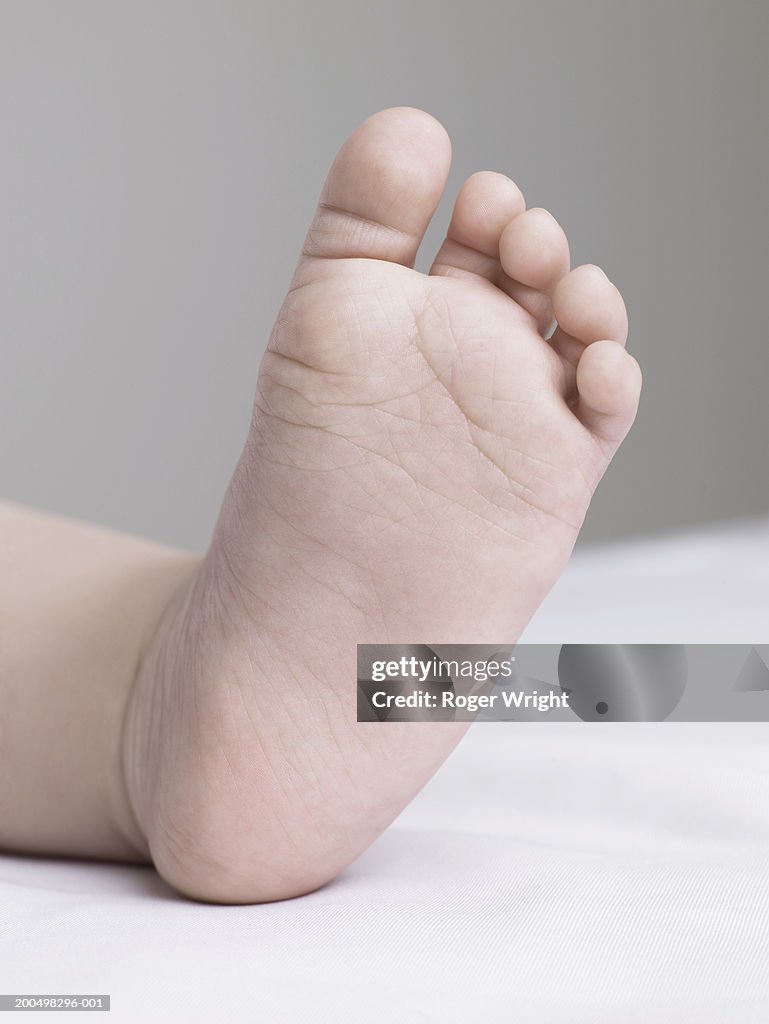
[2,518,769,1022]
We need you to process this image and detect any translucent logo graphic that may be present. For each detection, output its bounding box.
[557,644,688,721]
[356,645,769,722]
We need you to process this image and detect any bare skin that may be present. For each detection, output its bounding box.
[0,108,640,902]
[0,499,195,861]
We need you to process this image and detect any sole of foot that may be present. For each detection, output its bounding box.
[122,107,641,903]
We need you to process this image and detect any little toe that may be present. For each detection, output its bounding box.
[551,264,628,366]
[576,340,642,446]
[430,171,525,283]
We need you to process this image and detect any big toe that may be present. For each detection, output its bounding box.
[300,107,451,269]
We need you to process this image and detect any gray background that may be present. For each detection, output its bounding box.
[1,0,767,550]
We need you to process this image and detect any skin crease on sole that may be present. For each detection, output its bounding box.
[119,107,642,904]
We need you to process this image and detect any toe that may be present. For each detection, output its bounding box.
[576,340,642,446]
[431,174,556,333]
[551,264,628,366]
[498,208,570,292]
[430,171,525,281]
[300,107,451,268]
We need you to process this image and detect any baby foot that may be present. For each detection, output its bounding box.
[123,108,641,902]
